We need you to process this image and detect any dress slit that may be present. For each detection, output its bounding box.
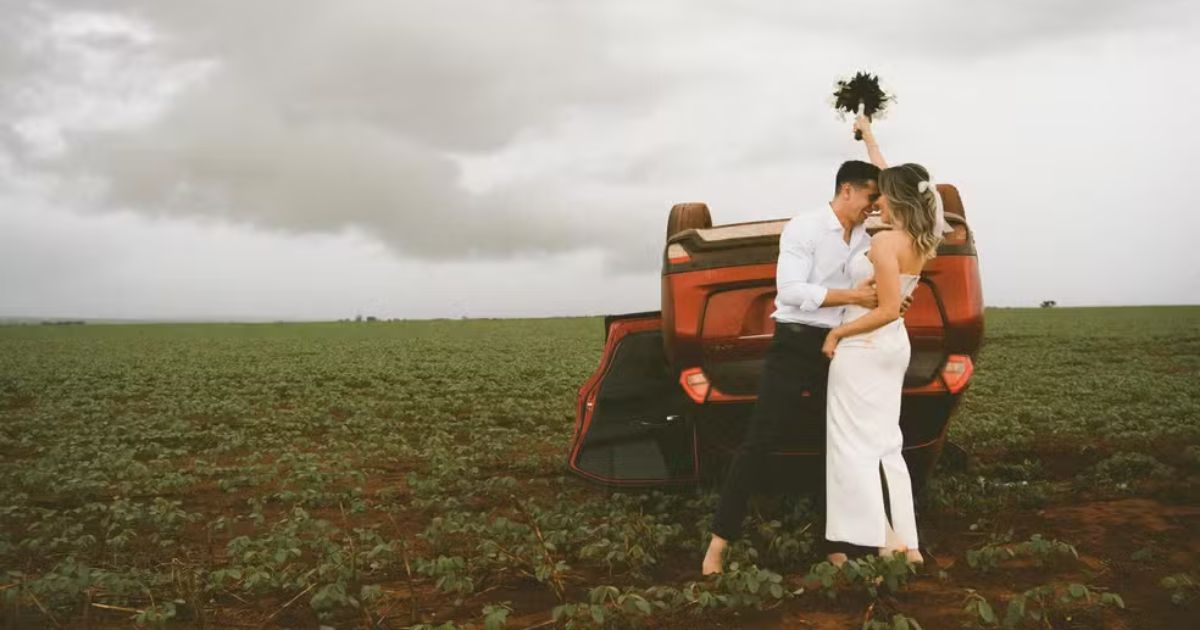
[880,461,893,528]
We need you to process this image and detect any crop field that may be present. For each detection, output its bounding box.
[1,306,1198,628]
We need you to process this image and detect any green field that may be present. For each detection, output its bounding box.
[2,307,1198,628]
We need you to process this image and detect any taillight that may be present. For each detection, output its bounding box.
[941,354,974,394]
[680,367,710,404]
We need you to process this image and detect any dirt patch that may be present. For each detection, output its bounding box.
[3,393,36,411]
[1039,499,1200,551]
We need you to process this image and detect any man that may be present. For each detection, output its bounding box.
[701,160,889,575]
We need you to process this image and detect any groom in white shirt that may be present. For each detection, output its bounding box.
[703,160,888,575]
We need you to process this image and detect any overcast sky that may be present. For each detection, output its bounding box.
[1,0,1198,320]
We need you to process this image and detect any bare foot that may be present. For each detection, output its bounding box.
[879,546,925,566]
[827,552,848,567]
[702,535,727,575]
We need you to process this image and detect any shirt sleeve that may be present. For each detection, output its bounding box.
[775,218,828,311]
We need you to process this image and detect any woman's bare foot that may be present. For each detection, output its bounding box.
[702,535,727,575]
[827,552,848,567]
[878,546,925,566]
[878,520,912,559]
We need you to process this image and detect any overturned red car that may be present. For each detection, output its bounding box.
[568,185,983,488]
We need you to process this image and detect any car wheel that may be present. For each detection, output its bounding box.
[666,202,712,240]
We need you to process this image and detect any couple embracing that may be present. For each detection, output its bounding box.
[702,116,951,574]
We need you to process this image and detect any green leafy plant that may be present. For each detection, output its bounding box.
[965,534,1078,573]
[1161,573,1198,606]
[805,554,919,601]
[963,583,1124,628]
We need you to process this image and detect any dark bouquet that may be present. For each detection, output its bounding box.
[832,71,893,140]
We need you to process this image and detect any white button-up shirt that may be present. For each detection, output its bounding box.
[771,205,869,328]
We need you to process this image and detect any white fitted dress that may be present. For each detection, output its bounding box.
[824,250,921,549]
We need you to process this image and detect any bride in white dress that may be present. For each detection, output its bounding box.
[819,119,948,566]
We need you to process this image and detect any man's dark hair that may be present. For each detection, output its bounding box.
[834,160,881,194]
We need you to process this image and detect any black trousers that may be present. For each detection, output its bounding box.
[710,322,831,541]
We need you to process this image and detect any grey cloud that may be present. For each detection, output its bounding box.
[117,1,662,152]
[737,0,1196,59]
[60,106,608,259]
[4,0,671,262]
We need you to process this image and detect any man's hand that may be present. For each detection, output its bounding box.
[854,277,878,309]
[899,294,914,315]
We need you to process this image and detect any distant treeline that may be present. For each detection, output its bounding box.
[41,320,86,326]
[338,315,519,323]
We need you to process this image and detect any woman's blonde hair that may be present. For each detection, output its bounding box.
[878,163,942,259]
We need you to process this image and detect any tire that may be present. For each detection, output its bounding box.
[666,202,712,240]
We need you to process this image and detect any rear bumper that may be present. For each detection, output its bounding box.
[695,387,966,456]
[692,388,965,490]
[681,354,974,404]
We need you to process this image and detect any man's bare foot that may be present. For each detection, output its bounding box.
[827,552,848,567]
[878,546,907,558]
[702,535,727,576]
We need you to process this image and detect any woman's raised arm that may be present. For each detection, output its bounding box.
[854,114,888,169]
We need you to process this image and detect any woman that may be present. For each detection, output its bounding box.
[819,116,946,566]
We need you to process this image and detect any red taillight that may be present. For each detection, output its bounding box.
[680,367,710,404]
[941,354,974,394]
